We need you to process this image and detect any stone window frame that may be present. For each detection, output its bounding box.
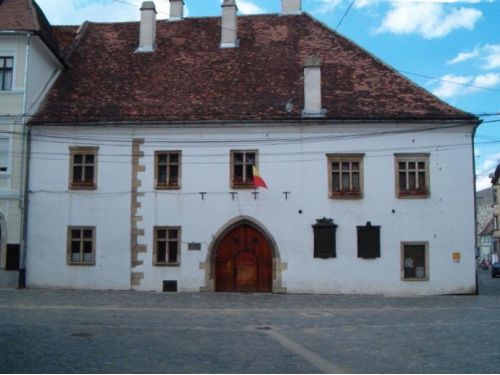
[401,241,429,281]
[153,226,181,266]
[69,147,98,190]
[395,153,430,199]
[154,150,182,190]
[67,226,96,266]
[327,153,364,199]
[0,56,14,91]
[230,149,258,189]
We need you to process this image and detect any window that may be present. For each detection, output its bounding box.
[327,154,363,198]
[0,57,13,91]
[69,147,98,189]
[67,227,95,265]
[154,227,181,266]
[155,151,181,189]
[401,242,429,281]
[357,222,380,259]
[395,154,430,198]
[0,138,9,172]
[494,215,499,231]
[231,150,257,188]
[312,218,337,258]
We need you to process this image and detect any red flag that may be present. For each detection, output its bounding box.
[253,166,268,189]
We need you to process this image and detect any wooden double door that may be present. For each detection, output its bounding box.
[215,224,273,293]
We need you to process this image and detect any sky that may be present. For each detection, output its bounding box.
[36,0,500,190]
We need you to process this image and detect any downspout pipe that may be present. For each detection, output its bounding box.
[19,33,32,288]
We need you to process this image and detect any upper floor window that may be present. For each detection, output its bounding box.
[327,154,363,199]
[0,57,13,91]
[0,138,9,173]
[155,151,181,189]
[395,154,430,198]
[67,226,95,265]
[69,147,98,190]
[231,150,257,188]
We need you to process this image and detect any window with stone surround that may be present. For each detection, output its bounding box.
[69,147,98,190]
[327,154,364,198]
[401,242,429,281]
[155,151,181,189]
[0,138,9,173]
[67,227,95,265]
[0,57,13,91]
[154,227,181,266]
[395,154,430,198]
[230,150,257,188]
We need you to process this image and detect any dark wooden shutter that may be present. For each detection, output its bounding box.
[313,218,337,258]
[5,244,20,270]
[357,222,380,259]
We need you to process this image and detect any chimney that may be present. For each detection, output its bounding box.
[137,1,157,53]
[282,0,302,14]
[169,0,184,21]
[302,56,325,117]
[220,0,239,48]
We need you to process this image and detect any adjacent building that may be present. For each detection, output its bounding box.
[492,165,500,261]
[2,0,480,294]
[0,0,64,287]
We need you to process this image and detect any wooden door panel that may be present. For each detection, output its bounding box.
[215,224,273,293]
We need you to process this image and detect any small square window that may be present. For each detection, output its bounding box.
[154,227,180,266]
[327,154,364,199]
[69,147,98,190]
[67,227,95,265]
[155,151,181,189]
[401,242,429,281]
[395,154,430,198]
[230,150,258,188]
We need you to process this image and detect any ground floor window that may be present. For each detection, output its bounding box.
[401,242,428,281]
[154,227,181,266]
[67,227,95,265]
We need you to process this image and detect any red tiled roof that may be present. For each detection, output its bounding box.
[0,0,65,64]
[31,14,477,124]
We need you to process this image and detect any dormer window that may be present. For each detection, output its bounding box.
[0,57,13,91]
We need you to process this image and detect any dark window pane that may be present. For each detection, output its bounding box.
[246,164,254,181]
[332,162,340,170]
[168,242,178,263]
[408,172,416,190]
[408,162,416,169]
[342,172,350,190]
[169,165,179,183]
[83,241,93,254]
[158,166,167,183]
[169,153,179,163]
[234,165,243,181]
[73,166,83,182]
[352,172,360,190]
[245,153,255,164]
[418,161,425,169]
[84,166,94,182]
[168,229,178,239]
[74,155,83,164]
[157,229,166,239]
[234,153,243,163]
[342,162,349,171]
[83,229,93,239]
[399,172,406,191]
[71,229,81,240]
[352,162,359,171]
[158,154,167,164]
[85,154,94,164]
[398,162,406,170]
[71,241,80,254]
[157,242,166,262]
[332,173,340,191]
[418,172,426,189]
[404,245,426,279]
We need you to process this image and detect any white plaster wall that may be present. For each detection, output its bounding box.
[27,123,476,294]
[26,131,132,289]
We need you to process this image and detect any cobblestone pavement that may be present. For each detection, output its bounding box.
[1,287,500,373]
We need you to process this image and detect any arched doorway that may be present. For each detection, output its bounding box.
[215,224,273,293]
